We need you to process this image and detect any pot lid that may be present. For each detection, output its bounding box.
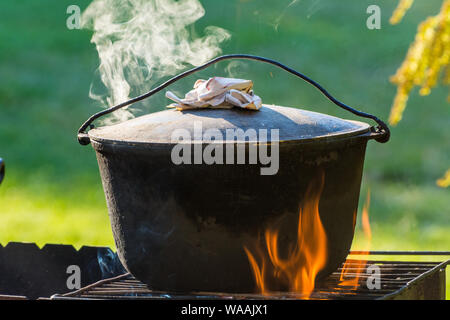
[88,104,371,145]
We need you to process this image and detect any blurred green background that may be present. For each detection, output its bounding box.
[0,0,448,294]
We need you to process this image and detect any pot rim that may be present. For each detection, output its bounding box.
[87,105,374,147]
[89,125,377,152]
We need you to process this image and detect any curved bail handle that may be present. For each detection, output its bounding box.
[77,54,390,145]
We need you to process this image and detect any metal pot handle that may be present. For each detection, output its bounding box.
[78,54,390,145]
[0,158,4,185]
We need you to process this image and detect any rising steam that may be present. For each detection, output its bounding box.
[82,0,230,122]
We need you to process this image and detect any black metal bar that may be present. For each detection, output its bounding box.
[0,158,4,185]
[77,54,390,145]
[0,295,27,300]
[349,250,450,256]
[52,273,131,298]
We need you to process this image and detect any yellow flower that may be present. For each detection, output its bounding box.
[437,169,450,188]
[390,0,414,25]
[389,0,450,126]
[390,1,450,186]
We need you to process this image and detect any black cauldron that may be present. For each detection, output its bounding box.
[77,55,390,293]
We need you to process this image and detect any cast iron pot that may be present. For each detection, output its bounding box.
[77,55,390,293]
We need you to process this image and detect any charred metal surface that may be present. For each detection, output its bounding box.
[0,242,125,299]
[82,101,387,292]
[52,259,449,300]
[92,131,369,292]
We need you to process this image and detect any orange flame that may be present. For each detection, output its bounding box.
[339,190,372,289]
[244,172,327,298]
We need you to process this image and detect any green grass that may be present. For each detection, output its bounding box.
[0,0,448,297]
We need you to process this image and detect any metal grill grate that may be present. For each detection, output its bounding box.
[51,258,449,300]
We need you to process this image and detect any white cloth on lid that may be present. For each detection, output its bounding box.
[166,77,262,111]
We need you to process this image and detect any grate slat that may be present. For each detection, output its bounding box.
[51,259,448,300]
